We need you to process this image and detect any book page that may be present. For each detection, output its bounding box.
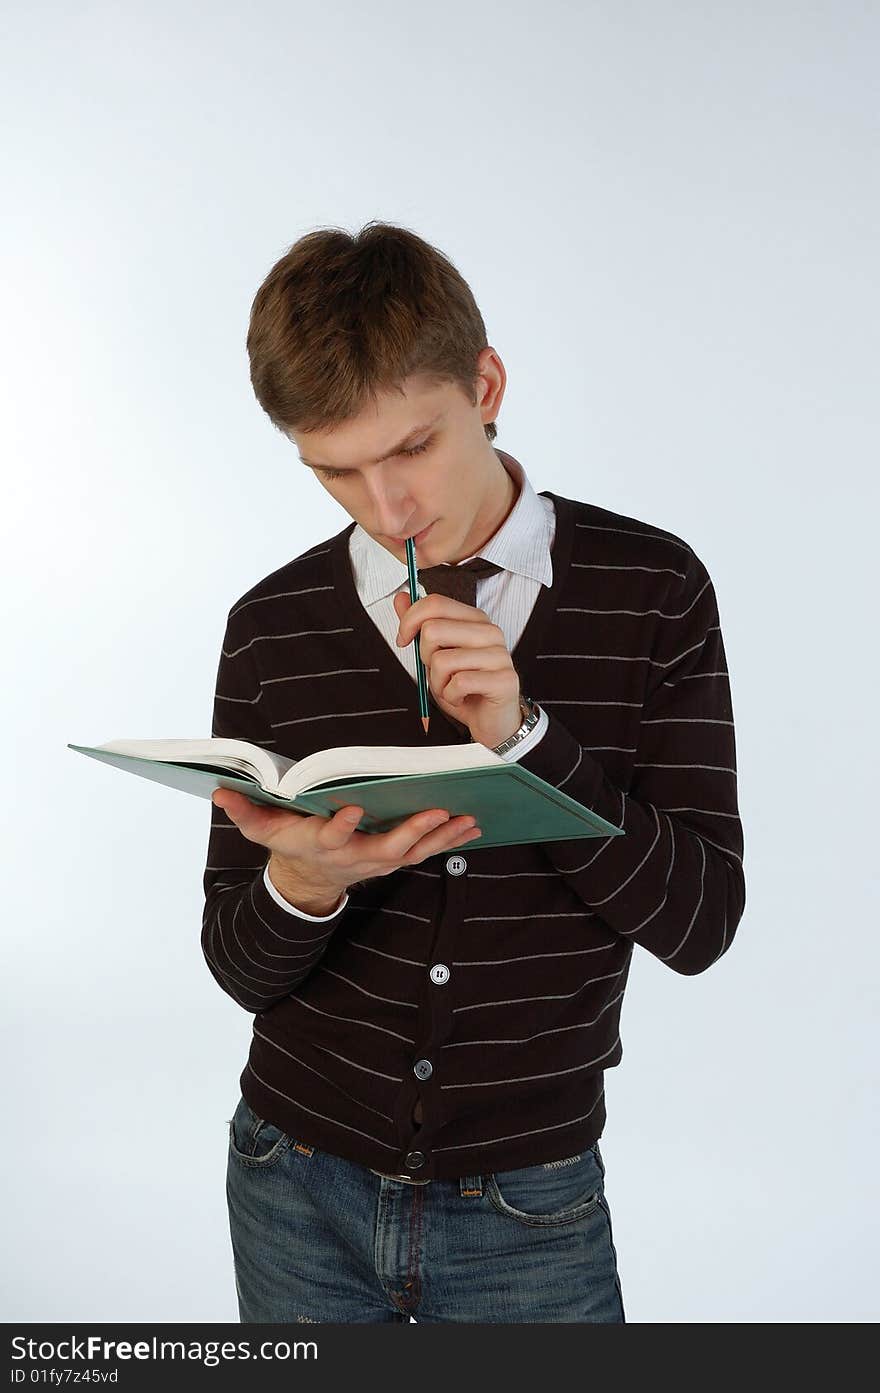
[278,741,505,797]
[92,737,295,792]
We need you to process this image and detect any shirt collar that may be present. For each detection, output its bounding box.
[349,448,553,606]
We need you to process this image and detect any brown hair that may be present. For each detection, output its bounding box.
[246,221,497,443]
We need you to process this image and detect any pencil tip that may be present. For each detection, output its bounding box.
[421,716,430,734]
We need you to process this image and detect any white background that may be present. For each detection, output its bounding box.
[2,0,877,1323]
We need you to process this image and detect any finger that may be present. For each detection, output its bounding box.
[431,645,511,671]
[439,665,516,705]
[407,814,481,860]
[353,808,445,861]
[416,624,504,664]
[429,647,512,691]
[386,808,456,859]
[315,805,365,849]
[446,821,482,848]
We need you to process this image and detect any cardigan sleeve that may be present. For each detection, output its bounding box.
[200,601,351,1013]
[515,547,745,976]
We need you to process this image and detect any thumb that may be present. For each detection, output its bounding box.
[213,788,258,812]
[211,788,289,846]
[211,787,259,826]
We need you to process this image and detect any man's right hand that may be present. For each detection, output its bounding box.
[210,789,482,901]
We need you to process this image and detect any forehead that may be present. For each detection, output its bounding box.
[290,374,461,468]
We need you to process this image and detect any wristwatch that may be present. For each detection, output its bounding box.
[491,694,540,756]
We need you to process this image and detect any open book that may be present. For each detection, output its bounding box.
[67,736,624,850]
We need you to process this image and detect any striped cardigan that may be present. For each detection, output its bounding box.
[201,485,745,1180]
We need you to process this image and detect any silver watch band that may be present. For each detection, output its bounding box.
[491,695,540,756]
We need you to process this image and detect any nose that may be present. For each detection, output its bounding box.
[362,472,414,539]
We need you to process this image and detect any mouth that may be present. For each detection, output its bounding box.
[390,521,435,547]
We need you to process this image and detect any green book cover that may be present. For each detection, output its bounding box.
[68,738,624,850]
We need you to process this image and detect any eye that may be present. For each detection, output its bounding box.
[317,438,431,481]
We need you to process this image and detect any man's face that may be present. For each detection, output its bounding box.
[287,350,512,566]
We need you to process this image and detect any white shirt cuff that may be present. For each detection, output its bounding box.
[498,702,549,761]
[262,863,350,919]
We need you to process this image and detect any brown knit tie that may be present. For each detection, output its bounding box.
[417,557,504,606]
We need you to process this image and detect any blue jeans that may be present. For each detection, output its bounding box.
[226,1093,626,1323]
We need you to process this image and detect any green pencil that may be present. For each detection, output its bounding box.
[404,535,430,733]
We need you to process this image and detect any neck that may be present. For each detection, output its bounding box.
[449,454,519,564]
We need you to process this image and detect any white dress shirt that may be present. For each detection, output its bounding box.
[264,447,555,918]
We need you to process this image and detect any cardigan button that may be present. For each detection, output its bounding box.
[445,855,467,876]
[429,963,450,985]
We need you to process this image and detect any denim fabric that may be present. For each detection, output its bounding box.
[226,1093,626,1324]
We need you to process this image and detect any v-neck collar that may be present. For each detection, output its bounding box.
[329,491,575,743]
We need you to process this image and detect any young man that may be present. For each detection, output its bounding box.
[203,222,746,1324]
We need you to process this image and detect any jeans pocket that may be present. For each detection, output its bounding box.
[228,1093,292,1169]
[487,1144,604,1227]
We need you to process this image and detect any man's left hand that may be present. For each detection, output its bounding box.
[393,591,523,748]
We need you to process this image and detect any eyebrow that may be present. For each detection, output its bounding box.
[299,414,443,471]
